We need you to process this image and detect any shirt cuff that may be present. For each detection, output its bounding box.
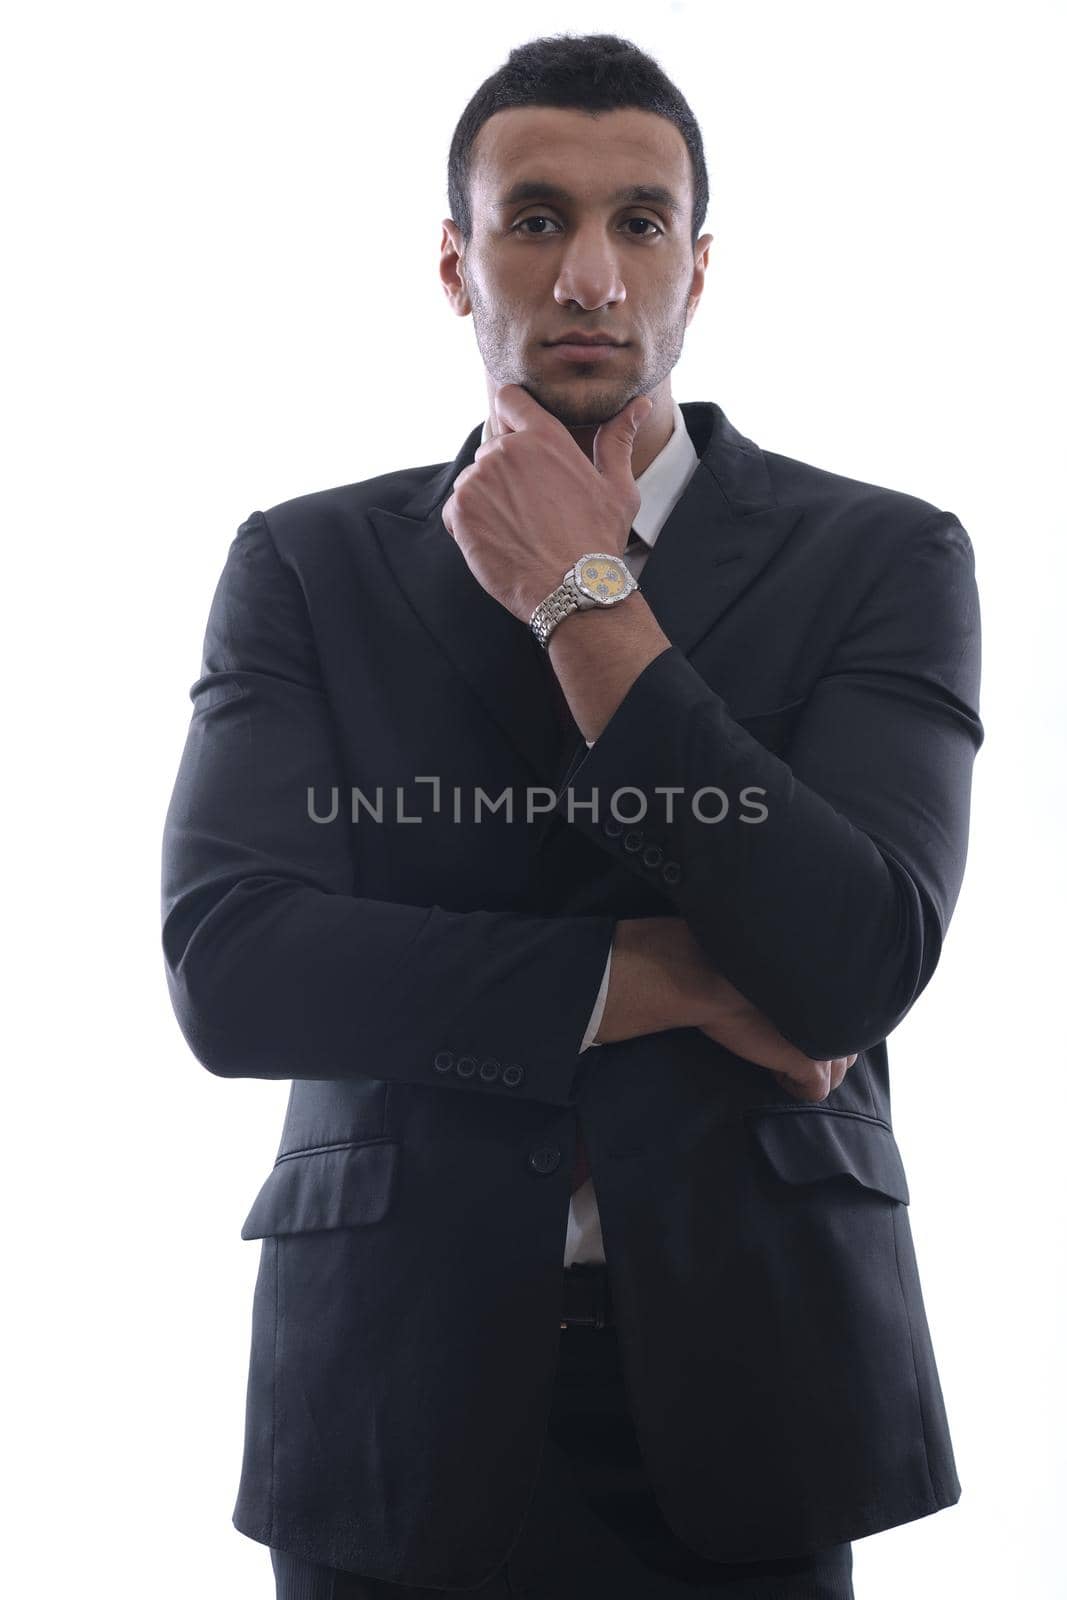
[578,944,613,1052]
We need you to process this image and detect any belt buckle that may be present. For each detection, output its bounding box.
[560,1266,610,1330]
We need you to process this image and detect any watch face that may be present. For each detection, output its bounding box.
[574,553,635,604]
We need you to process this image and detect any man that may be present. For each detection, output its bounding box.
[161,32,983,1600]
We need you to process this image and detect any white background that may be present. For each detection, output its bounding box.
[4,1,1064,1595]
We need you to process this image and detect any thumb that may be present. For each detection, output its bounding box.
[592,395,653,480]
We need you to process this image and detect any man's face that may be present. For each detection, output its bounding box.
[441,106,713,436]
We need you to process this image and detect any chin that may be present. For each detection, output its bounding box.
[538,390,627,429]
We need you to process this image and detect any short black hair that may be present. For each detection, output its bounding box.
[447,32,709,254]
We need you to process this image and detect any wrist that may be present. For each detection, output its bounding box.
[613,917,724,1034]
[523,565,572,623]
[527,548,639,644]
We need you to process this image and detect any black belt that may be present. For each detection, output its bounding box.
[560,1262,615,1329]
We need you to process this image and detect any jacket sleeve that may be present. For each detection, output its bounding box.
[556,510,984,1060]
[160,510,615,1105]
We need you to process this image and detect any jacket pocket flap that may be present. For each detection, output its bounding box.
[745,1108,910,1205]
[240,1139,400,1239]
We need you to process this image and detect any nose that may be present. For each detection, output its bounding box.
[552,236,627,314]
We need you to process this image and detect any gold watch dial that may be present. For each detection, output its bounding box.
[575,556,630,601]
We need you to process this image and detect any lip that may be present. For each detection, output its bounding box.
[546,341,626,361]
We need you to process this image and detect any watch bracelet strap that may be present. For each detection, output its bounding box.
[530,582,580,649]
[530,555,642,649]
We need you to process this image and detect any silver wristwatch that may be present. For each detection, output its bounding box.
[529,552,640,649]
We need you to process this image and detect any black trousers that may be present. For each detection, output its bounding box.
[270,1273,854,1599]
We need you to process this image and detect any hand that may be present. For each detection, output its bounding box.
[696,972,858,1103]
[440,383,653,624]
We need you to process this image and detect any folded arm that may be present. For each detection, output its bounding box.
[160,510,615,1106]
[552,511,985,1060]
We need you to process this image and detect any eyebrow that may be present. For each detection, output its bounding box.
[494,180,683,219]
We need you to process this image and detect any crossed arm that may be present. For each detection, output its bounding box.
[547,510,984,1065]
[162,507,981,1108]
[550,586,866,1098]
[596,916,858,1102]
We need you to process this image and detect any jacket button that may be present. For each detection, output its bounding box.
[662,861,682,885]
[641,844,663,868]
[623,829,644,852]
[528,1146,561,1175]
[603,816,624,838]
[478,1057,500,1082]
[433,1051,454,1073]
[502,1063,525,1088]
[456,1055,478,1078]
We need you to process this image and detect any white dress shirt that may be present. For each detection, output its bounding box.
[479,399,701,1262]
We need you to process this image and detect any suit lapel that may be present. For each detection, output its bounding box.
[367,401,803,789]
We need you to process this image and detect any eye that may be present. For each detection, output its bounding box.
[512,215,663,239]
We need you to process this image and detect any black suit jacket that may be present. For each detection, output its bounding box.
[160,400,983,1586]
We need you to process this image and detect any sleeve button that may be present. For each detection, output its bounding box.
[478,1057,500,1082]
[662,861,682,885]
[641,844,663,868]
[433,1051,454,1073]
[456,1055,478,1078]
[502,1063,525,1088]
